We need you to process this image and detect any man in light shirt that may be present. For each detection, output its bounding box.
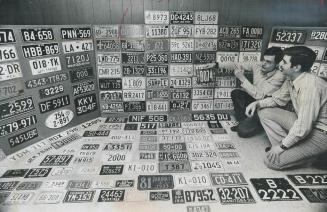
[246,46,327,170]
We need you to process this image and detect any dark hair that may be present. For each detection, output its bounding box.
[264,47,283,64]
[283,46,316,73]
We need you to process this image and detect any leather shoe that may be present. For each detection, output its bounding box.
[237,117,263,138]
[230,125,239,132]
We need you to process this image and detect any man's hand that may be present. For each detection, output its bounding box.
[234,68,247,82]
[266,145,285,164]
[245,101,258,117]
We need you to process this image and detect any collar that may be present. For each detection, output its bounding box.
[291,73,307,91]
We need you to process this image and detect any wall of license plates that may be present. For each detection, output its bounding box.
[0,25,100,155]
[95,11,264,114]
[268,26,327,79]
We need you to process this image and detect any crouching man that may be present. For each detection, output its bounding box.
[246,46,327,170]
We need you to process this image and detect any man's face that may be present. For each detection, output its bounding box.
[261,55,276,73]
[279,55,295,76]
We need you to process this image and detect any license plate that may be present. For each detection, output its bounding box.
[170,39,194,51]
[123,90,145,101]
[159,143,187,151]
[121,39,145,51]
[74,93,98,116]
[194,39,217,51]
[50,134,81,149]
[139,143,157,151]
[159,161,191,173]
[309,30,327,41]
[300,188,327,203]
[122,77,146,89]
[39,84,64,98]
[0,29,16,43]
[174,174,211,188]
[195,25,218,38]
[25,73,68,89]
[63,190,95,203]
[218,39,240,51]
[8,128,38,148]
[171,52,192,63]
[170,64,193,76]
[170,100,191,111]
[24,168,52,178]
[119,25,144,38]
[98,190,125,202]
[194,52,216,64]
[29,56,61,75]
[191,161,223,172]
[215,88,233,98]
[125,163,157,174]
[38,95,70,113]
[218,26,241,38]
[1,169,29,178]
[21,28,54,42]
[45,109,74,129]
[137,175,174,190]
[240,39,262,51]
[239,52,261,63]
[170,11,194,24]
[146,101,169,112]
[123,101,146,112]
[0,115,37,137]
[100,90,123,101]
[98,65,122,78]
[147,77,169,89]
[187,205,210,212]
[0,96,35,120]
[72,80,95,96]
[216,52,239,64]
[122,52,145,64]
[192,100,213,111]
[186,142,215,151]
[0,45,18,62]
[159,152,189,161]
[307,45,325,61]
[150,191,170,201]
[22,43,60,58]
[241,26,263,39]
[67,180,91,189]
[35,191,63,204]
[170,25,194,38]
[145,25,169,38]
[61,27,92,39]
[99,78,122,90]
[97,52,121,65]
[41,180,68,190]
[146,89,169,100]
[217,187,256,204]
[146,65,168,76]
[65,52,91,68]
[100,165,123,175]
[0,79,23,101]
[146,52,169,64]
[250,178,302,201]
[194,12,218,24]
[40,155,73,166]
[0,62,22,81]
[216,76,237,87]
[287,174,327,186]
[4,192,35,204]
[145,39,169,51]
[62,39,93,53]
[210,173,247,186]
[83,130,110,137]
[194,64,215,84]
[318,63,327,78]
[215,142,235,149]
[171,89,191,99]
[94,25,119,38]
[271,28,306,44]
[16,181,42,190]
[0,181,19,191]
[145,11,169,24]
[192,88,213,99]
[172,189,217,203]
[96,39,120,51]
[103,143,132,151]
[189,150,218,160]
[170,77,192,88]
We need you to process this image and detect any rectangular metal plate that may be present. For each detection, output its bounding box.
[121,52,145,64]
[122,77,146,89]
[96,40,120,51]
[171,89,191,100]
[29,56,61,75]
[192,100,213,111]
[0,45,18,62]
[299,188,327,203]
[8,128,38,148]
[145,11,169,24]
[146,65,168,76]
[121,39,145,51]
[240,39,262,51]
[0,28,15,43]
[123,90,145,101]
[170,39,194,51]
[99,78,122,90]
[146,101,169,112]
[74,93,98,116]
[137,175,174,190]
[271,28,306,44]
[217,187,256,204]
[238,52,261,63]
[287,174,327,186]
[159,161,191,173]
[146,89,169,100]
[98,65,122,78]
[65,52,91,68]
[62,39,93,54]
[194,25,218,38]
[94,25,119,39]
[0,96,35,120]
[21,28,54,42]
[0,115,37,137]
[217,39,240,51]
[97,52,121,65]
[38,95,70,113]
[241,26,263,39]
[194,12,218,24]
[146,52,169,64]
[145,25,169,38]
[145,39,169,51]
[98,190,125,202]
[0,62,22,81]
[210,173,247,186]
[63,190,95,203]
[61,27,92,39]
[170,100,191,111]
[309,30,327,41]
[22,43,60,58]
[194,39,217,51]
[123,101,146,112]
[218,26,241,38]
[24,168,52,178]
[146,77,169,89]
[122,65,145,76]
[39,155,73,166]
[170,25,194,38]
[170,11,194,24]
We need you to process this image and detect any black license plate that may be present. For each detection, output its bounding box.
[300,188,327,203]
[171,53,192,63]
[16,181,42,190]
[287,174,327,186]
[159,152,189,161]
[25,73,68,89]
[218,26,241,38]
[123,101,146,112]
[140,123,157,130]
[24,168,52,178]
[147,77,169,89]
[121,39,145,51]
[170,11,194,24]
[8,128,38,148]
[99,78,122,90]
[65,52,91,68]
[0,115,37,137]
[147,90,169,100]
[146,52,169,64]
[122,52,145,64]
[74,93,97,116]
[309,30,327,41]
[0,181,19,191]
[210,173,247,186]
[194,52,216,64]
[159,143,187,151]
[122,65,145,76]
[241,26,263,39]
[217,187,256,204]
[250,178,302,201]
[240,39,262,51]
[100,90,122,101]
[271,28,306,44]
[21,28,54,42]
[96,40,120,51]
[137,175,174,190]
[72,80,95,96]
[39,95,70,113]
[100,165,124,175]
[170,100,191,111]
[83,130,110,137]
[170,89,191,99]
[63,190,95,203]
[145,39,169,51]
[40,155,74,166]
[22,43,60,58]
[1,169,29,178]
[146,65,169,76]
[124,123,138,130]
[158,161,191,173]
[103,143,132,151]
[69,66,94,83]
[0,96,35,120]
[98,190,125,202]
[196,68,214,84]
[0,29,16,43]
[39,84,64,99]
[128,114,167,122]
[172,189,216,203]
[218,39,240,51]
[61,27,92,39]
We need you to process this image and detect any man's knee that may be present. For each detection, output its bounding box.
[264,157,285,171]
[258,108,275,121]
[231,89,242,100]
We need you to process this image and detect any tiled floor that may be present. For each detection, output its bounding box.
[0,114,326,212]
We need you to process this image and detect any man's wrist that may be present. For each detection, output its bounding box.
[280,144,288,151]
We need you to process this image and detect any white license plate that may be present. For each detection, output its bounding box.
[218,26,241,38]
[146,101,169,112]
[191,161,224,172]
[97,52,121,65]
[310,62,321,74]
[194,39,217,51]
[307,45,325,61]
[174,174,211,188]
[238,52,261,63]
[309,30,327,41]
[192,100,213,111]
[170,77,192,88]
[29,56,61,75]
[0,45,18,62]
[122,77,146,89]
[0,62,22,81]
[214,99,234,110]
[216,76,237,87]
[145,25,169,38]
[240,39,262,51]
[194,12,218,24]
[170,25,194,38]
[186,142,215,151]
[120,25,144,38]
[145,11,169,24]
[216,52,240,64]
[124,163,157,174]
[45,109,74,129]
[35,191,64,204]
[94,25,119,38]
[5,192,34,204]
[215,88,233,98]
[123,90,146,101]
[98,65,122,78]
[195,25,218,38]
[318,63,327,78]
[171,53,193,63]
[62,39,93,53]
[100,90,123,101]
[170,39,194,51]
[192,76,215,88]
[147,89,169,100]
[146,77,169,89]
[192,88,214,99]
[189,150,219,160]
[169,64,193,76]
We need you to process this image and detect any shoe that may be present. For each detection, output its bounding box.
[237,117,263,138]
[311,154,327,170]
[230,125,239,132]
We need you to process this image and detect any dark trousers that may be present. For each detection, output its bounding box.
[231,89,256,121]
